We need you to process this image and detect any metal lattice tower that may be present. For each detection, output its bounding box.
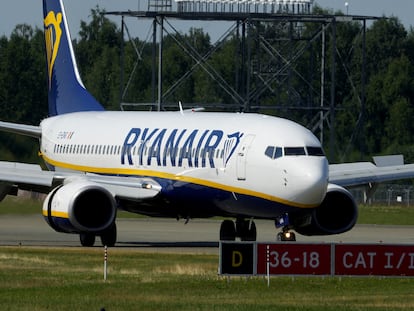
[105,2,380,161]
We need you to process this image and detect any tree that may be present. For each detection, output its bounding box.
[365,17,407,78]
[75,7,122,109]
[383,56,414,149]
[0,25,46,163]
[364,55,414,155]
[0,25,46,124]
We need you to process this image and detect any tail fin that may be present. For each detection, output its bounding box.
[43,0,104,116]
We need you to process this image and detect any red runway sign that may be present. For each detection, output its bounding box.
[335,244,414,276]
[257,243,331,275]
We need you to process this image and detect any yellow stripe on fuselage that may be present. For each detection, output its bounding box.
[42,154,317,209]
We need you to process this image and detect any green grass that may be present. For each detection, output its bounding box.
[0,247,413,310]
[0,196,42,215]
[358,204,414,225]
[1,198,414,310]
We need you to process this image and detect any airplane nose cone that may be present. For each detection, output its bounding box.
[285,157,329,205]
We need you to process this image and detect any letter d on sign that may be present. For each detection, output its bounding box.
[220,242,254,275]
[232,251,243,267]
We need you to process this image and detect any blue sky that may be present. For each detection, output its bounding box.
[0,0,413,41]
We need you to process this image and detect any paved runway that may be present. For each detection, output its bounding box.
[0,215,414,253]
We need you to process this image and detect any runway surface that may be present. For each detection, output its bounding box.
[1,215,414,253]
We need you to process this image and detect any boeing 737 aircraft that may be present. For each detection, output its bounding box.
[1,0,414,246]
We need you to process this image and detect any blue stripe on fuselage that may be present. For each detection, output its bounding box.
[121,176,303,219]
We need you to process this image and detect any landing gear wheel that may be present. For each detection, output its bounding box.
[237,219,257,241]
[100,223,117,247]
[80,233,96,247]
[220,220,236,241]
[245,221,257,241]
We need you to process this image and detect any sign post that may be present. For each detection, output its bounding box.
[104,245,108,281]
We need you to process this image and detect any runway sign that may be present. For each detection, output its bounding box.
[256,243,331,275]
[335,244,414,276]
[219,242,414,277]
[219,242,254,275]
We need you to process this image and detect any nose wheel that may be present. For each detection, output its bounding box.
[276,227,296,241]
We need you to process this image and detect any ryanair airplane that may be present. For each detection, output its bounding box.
[0,0,414,246]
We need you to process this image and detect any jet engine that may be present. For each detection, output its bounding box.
[43,180,117,234]
[295,183,358,236]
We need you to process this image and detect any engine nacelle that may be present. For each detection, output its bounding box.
[43,180,117,234]
[295,183,358,236]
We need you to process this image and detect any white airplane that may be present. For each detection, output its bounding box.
[1,0,414,247]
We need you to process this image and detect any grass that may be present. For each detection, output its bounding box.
[358,204,414,225]
[0,247,414,310]
[0,196,42,215]
[1,198,414,310]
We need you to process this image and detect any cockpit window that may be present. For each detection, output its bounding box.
[284,147,306,156]
[265,146,283,159]
[307,146,325,156]
[265,145,325,159]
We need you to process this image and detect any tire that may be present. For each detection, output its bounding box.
[80,233,96,247]
[243,221,257,241]
[100,223,117,247]
[238,219,257,241]
[220,220,236,241]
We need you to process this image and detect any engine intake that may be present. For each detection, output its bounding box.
[295,184,358,236]
[43,180,117,234]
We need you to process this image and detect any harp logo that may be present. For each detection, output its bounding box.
[223,132,243,167]
[44,10,63,89]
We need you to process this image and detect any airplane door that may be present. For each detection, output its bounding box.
[236,134,255,180]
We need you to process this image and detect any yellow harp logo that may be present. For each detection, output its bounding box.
[44,11,63,89]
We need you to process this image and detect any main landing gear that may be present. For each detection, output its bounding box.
[79,223,117,247]
[220,219,257,241]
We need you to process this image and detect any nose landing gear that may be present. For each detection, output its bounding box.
[275,213,296,242]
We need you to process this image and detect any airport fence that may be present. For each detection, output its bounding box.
[350,183,414,206]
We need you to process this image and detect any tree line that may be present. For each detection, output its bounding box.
[1,6,414,164]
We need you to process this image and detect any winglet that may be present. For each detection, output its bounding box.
[43,0,104,116]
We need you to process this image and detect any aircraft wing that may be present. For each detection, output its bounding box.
[0,120,41,138]
[0,161,161,201]
[329,160,414,188]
